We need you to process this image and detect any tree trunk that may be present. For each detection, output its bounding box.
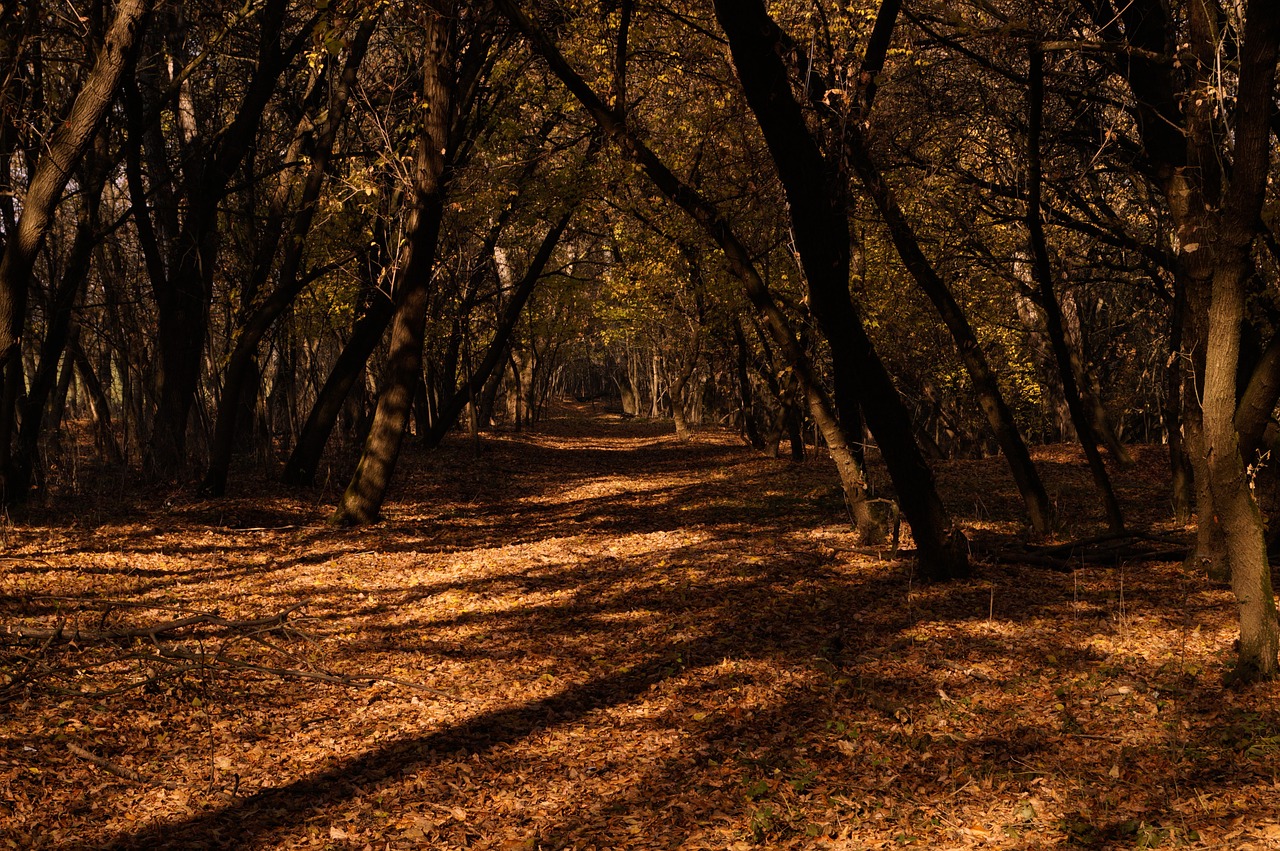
[331,7,453,525]
[842,102,1053,535]
[1026,47,1124,532]
[731,319,765,450]
[145,0,294,475]
[282,285,394,487]
[1164,282,1194,524]
[422,208,573,448]
[669,328,700,442]
[712,0,966,576]
[202,14,377,495]
[495,0,898,550]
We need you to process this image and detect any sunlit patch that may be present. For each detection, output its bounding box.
[3,429,1278,848]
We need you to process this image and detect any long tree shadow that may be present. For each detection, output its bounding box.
[9,416,1274,848]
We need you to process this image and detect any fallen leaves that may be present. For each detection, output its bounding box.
[2,417,1279,848]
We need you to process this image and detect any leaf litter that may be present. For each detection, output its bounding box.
[2,407,1279,849]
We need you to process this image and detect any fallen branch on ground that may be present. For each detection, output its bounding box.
[66,743,179,790]
[3,604,305,644]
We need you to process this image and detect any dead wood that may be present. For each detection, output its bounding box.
[2,604,305,644]
[66,743,179,790]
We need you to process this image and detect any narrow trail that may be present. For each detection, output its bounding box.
[2,410,1278,849]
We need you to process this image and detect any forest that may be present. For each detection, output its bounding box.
[3,0,1280,847]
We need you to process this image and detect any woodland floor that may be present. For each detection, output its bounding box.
[3,402,1280,850]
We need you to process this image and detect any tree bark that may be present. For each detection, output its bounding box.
[1026,47,1124,532]
[1196,1,1280,682]
[331,6,454,525]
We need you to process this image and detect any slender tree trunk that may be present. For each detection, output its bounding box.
[712,0,966,575]
[1026,47,1124,532]
[669,329,700,442]
[332,7,453,525]
[282,287,394,487]
[422,208,573,448]
[1164,282,1194,524]
[843,110,1053,535]
[202,15,377,495]
[731,319,765,450]
[495,0,896,548]
[11,137,106,497]
[68,332,122,464]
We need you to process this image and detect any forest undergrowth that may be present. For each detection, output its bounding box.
[3,404,1280,850]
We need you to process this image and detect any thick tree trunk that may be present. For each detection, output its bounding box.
[1203,255,1279,682]
[331,8,453,525]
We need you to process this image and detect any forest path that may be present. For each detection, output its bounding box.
[2,409,1279,849]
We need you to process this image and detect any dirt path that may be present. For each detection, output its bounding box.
[2,411,1279,849]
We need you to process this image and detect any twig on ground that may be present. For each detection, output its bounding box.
[3,604,306,644]
[66,743,179,790]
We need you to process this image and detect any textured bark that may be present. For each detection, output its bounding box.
[1197,1,1280,682]
[1235,332,1280,464]
[332,6,454,525]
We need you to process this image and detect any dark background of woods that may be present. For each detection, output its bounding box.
[1,0,1279,676]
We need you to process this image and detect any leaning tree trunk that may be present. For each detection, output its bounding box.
[12,129,110,497]
[713,0,967,577]
[0,0,150,505]
[331,7,453,525]
[422,208,573,449]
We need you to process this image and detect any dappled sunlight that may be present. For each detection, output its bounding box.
[3,416,1280,848]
